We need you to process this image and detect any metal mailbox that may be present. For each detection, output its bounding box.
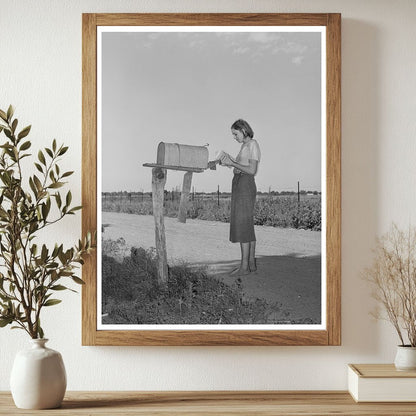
[156,142,209,171]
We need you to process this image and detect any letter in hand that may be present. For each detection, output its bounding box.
[207,160,217,170]
[220,153,234,167]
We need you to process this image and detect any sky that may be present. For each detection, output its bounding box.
[100,28,323,193]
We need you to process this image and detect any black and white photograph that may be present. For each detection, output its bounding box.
[97,26,326,330]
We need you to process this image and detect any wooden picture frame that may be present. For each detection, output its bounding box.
[82,13,341,346]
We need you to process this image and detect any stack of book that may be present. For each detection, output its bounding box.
[348,364,416,402]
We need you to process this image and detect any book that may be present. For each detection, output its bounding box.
[348,364,416,402]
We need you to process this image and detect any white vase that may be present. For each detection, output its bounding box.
[394,345,416,371]
[10,339,67,409]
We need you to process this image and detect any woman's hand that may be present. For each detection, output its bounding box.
[207,160,217,170]
[220,153,234,167]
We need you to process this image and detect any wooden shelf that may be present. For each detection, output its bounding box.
[2,391,416,415]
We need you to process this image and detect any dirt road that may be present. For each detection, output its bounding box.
[102,212,322,323]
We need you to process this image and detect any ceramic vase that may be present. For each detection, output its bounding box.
[394,345,416,371]
[10,338,67,409]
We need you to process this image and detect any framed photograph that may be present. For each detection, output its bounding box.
[82,13,341,346]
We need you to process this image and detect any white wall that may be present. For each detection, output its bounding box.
[1,0,416,390]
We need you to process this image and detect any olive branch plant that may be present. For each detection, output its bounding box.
[363,223,416,347]
[0,105,94,339]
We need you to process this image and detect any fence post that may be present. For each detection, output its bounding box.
[296,181,300,229]
[151,167,168,285]
[178,171,193,223]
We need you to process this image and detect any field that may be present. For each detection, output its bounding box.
[102,193,321,231]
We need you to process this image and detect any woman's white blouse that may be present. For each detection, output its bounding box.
[236,139,261,167]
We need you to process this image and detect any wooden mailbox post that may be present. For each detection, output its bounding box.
[144,142,209,285]
[151,167,168,284]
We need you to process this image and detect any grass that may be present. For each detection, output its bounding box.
[102,194,321,231]
[101,238,284,325]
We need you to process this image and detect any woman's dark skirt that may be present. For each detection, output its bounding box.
[230,173,257,243]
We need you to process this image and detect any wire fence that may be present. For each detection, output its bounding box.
[101,189,321,231]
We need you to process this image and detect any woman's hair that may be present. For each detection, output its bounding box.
[231,119,254,138]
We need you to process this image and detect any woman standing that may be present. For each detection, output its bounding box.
[220,119,261,276]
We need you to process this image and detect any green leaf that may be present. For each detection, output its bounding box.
[33,175,43,192]
[51,244,59,258]
[55,192,62,209]
[65,191,72,207]
[29,177,38,197]
[0,142,12,149]
[41,244,48,262]
[58,146,68,156]
[34,163,43,173]
[52,139,57,152]
[48,182,64,189]
[0,109,7,121]
[0,317,13,327]
[45,148,53,158]
[19,140,31,151]
[4,129,12,140]
[31,244,38,256]
[6,105,14,122]
[69,206,82,213]
[38,150,46,165]
[38,325,44,339]
[18,125,31,140]
[72,276,85,285]
[58,250,67,264]
[0,173,9,186]
[43,299,62,307]
[29,222,39,234]
[41,202,50,221]
[50,285,68,291]
[56,244,63,257]
[61,171,74,178]
[11,119,18,133]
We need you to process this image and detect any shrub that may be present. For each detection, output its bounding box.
[102,239,282,325]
